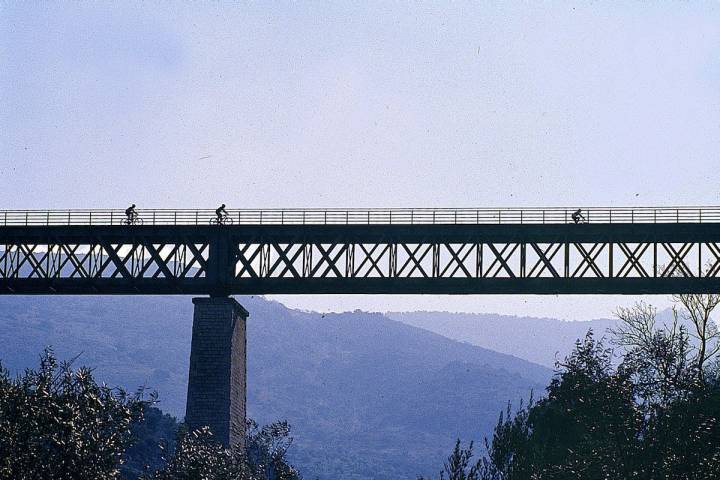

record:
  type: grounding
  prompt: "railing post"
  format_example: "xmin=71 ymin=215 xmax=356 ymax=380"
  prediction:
xmin=89 ymin=211 xmax=92 ymax=225
xmin=676 ymin=209 xmax=679 ymax=223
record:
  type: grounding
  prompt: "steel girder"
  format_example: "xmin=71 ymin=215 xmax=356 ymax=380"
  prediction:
xmin=1 ymin=224 xmax=720 ymax=295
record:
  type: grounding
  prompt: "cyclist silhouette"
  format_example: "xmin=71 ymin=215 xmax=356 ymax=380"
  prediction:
xmin=124 ymin=204 xmax=138 ymax=225
xmin=571 ymin=208 xmax=586 ymax=224
xmin=210 ymin=204 xmax=232 ymax=225
xmin=215 ymin=204 xmax=227 ymax=222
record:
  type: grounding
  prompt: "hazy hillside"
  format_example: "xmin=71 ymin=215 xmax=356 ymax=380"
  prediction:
xmin=388 ymin=311 xmax=616 ymax=368
xmin=0 ymin=296 xmax=549 ymax=480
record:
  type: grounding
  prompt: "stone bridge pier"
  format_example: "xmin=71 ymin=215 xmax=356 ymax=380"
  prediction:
xmin=185 ymin=297 xmax=248 ymax=447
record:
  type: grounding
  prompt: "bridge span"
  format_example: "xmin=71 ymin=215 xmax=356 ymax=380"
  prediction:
xmin=3 ymin=206 xmax=720 ymax=446
xmin=1 ymin=206 xmax=720 ymax=295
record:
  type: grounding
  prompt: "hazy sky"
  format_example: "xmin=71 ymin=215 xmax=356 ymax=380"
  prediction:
xmin=2 ymin=2 xmax=719 ymax=319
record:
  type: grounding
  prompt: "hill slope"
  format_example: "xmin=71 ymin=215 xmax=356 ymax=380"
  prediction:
xmin=0 ymin=296 xmax=549 ymax=479
xmin=388 ymin=311 xmax=616 ymax=368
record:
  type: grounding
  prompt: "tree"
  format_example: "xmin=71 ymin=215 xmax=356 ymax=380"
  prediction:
xmin=431 ymin=299 xmax=720 ymax=480
xmin=611 ymin=302 xmax=696 ymax=412
xmin=0 ymin=349 xmax=151 ymax=480
xmin=143 ymin=420 xmax=301 ymax=480
xmin=122 ymin=406 xmax=180 ymax=479
xmin=0 ymin=349 xmax=300 ymax=480
xmin=417 ymin=440 xmax=481 ymax=480
xmin=673 ymin=291 xmax=720 ymax=380
xmin=513 ymin=333 xmax=640 ymax=480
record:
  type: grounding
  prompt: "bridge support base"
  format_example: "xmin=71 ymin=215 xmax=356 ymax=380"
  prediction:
xmin=185 ymin=297 xmax=248 ymax=448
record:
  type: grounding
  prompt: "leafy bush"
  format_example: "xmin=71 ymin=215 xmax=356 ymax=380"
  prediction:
xmin=0 ymin=349 xmax=151 ymax=480
xmin=0 ymin=349 xmax=300 ymax=480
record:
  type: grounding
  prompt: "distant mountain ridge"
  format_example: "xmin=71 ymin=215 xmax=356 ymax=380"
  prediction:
xmin=0 ymin=296 xmax=549 ymax=479
xmin=388 ymin=311 xmax=617 ymax=368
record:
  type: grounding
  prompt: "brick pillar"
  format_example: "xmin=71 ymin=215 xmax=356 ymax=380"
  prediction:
xmin=185 ymin=297 xmax=248 ymax=447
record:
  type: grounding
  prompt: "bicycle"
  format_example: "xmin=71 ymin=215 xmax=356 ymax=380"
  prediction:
xmin=571 ymin=210 xmax=587 ymax=224
xmin=121 ymin=213 xmax=144 ymax=226
xmin=209 ymin=214 xmax=234 ymax=226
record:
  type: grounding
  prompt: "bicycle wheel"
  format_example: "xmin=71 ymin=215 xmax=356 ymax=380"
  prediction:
xmin=209 ymin=217 xmax=220 ymax=225
xmin=134 ymin=217 xmax=144 ymax=226
xmin=223 ymin=216 xmax=234 ymax=225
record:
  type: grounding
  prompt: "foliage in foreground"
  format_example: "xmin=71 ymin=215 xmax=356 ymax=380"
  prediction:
xmin=142 ymin=420 xmax=300 ymax=480
xmin=0 ymin=349 xmax=300 ymax=480
xmin=0 ymin=349 xmax=150 ymax=480
xmin=423 ymin=295 xmax=720 ymax=480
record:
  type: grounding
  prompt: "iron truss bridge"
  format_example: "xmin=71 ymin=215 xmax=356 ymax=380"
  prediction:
xmin=1 ymin=207 xmax=720 ymax=295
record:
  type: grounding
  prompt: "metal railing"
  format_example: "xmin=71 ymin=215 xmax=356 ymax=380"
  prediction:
xmin=0 ymin=207 xmax=719 ymax=227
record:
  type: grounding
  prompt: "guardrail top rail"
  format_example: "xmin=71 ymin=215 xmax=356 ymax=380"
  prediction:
xmin=1 ymin=207 xmax=719 ymax=227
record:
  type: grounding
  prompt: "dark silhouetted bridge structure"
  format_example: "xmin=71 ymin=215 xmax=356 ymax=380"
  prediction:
xmin=2 ymin=206 xmax=720 ymax=295
xmin=3 ymin=206 xmax=720 ymax=446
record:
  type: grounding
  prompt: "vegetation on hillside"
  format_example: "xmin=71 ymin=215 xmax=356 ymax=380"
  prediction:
xmin=424 ymin=293 xmax=720 ymax=479
xmin=0 ymin=349 xmax=300 ymax=480
xmin=4 ymin=293 xmax=718 ymax=479
xmin=0 ymin=295 xmax=549 ymax=479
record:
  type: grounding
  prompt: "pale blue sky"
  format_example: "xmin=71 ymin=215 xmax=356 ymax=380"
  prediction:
xmin=2 ymin=2 xmax=719 ymax=319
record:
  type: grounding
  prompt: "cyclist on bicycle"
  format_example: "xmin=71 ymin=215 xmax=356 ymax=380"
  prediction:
xmin=571 ymin=208 xmax=584 ymax=224
xmin=215 ymin=204 xmax=228 ymax=223
xmin=125 ymin=204 xmax=137 ymax=223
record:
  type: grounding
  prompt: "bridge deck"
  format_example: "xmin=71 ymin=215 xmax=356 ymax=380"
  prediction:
xmin=1 ymin=211 xmax=720 ymax=294
xmin=2 ymin=206 xmax=720 ymax=226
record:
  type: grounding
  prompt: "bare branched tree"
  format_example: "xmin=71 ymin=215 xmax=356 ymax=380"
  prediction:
xmin=610 ymin=302 xmax=694 ymax=410
xmin=611 ymin=302 xmax=660 ymax=351
xmin=672 ymin=290 xmax=720 ymax=380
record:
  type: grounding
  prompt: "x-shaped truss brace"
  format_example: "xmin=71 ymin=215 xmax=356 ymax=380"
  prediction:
xmin=571 ymin=243 xmax=606 ymax=278
xmin=616 ymin=243 xmax=651 ymax=278
xmin=484 ymin=243 xmax=519 ymax=278
xmin=396 ymin=244 xmax=434 ymax=277
xmin=660 ymin=243 xmax=694 ymax=278
xmin=353 ymin=244 xmax=391 ymax=278
xmin=438 ymin=244 xmax=474 ymax=278
xmin=526 ymin=243 xmax=562 ymax=278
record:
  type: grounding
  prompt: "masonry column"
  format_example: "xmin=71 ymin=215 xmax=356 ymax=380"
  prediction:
xmin=185 ymin=297 xmax=248 ymax=447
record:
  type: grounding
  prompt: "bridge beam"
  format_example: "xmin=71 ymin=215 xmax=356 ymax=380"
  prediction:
xmin=185 ymin=297 xmax=248 ymax=447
